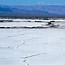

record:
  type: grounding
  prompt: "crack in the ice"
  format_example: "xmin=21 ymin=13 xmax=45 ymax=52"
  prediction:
xmin=23 ymin=59 xmax=29 ymax=65
xmin=0 ymin=40 xmax=26 ymax=49
xmin=7 ymin=33 xmax=25 ymax=38
xmin=0 ymin=46 xmax=14 ymax=49
xmin=21 ymin=52 xmax=47 ymax=65
xmin=15 ymin=40 xmax=26 ymax=49
xmin=22 ymin=52 xmax=47 ymax=59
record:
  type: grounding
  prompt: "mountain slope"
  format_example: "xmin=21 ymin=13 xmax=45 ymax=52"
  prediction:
xmin=0 ymin=5 xmax=65 ymax=17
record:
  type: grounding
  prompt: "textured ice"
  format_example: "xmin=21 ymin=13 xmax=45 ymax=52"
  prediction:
xmin=0 ymin=28 xmax=65 ymax=65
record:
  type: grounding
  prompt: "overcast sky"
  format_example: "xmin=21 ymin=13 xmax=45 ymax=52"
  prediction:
xmin=0 ymin=0 xmax=65 ymax=6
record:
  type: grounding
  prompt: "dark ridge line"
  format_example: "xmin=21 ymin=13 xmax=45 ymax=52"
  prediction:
xmin=0 ymin=26 xmax=48 ymax=29
xmin=0 ymin=16 xmax=65 ymax=19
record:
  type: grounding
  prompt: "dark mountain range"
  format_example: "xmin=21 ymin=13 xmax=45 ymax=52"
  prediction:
xmin=0 ymin=5 xmax=65 ymax=17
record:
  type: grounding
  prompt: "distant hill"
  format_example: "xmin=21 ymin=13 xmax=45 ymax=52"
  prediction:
xmin=0 ymin=5 xmax=65 ymax=17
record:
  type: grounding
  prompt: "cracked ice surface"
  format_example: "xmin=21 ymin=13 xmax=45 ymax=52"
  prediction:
xmin=0 ymin=29 xmax=65 ymax=65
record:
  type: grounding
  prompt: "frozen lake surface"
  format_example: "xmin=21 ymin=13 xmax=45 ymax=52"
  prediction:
xmin=0 ymin=22 xmax=44 ymax=27
xmin=0 ymin=28 xmax=65 ymax=65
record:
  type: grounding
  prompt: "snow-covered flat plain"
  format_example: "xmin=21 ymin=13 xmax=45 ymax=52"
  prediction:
xmin=0 ymin=28 xmax=65 ymax=65
xmin=0 ymin=22 xmax=45 ymax=27
xmin=0 ymin=21 xmax=65 ymax=28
